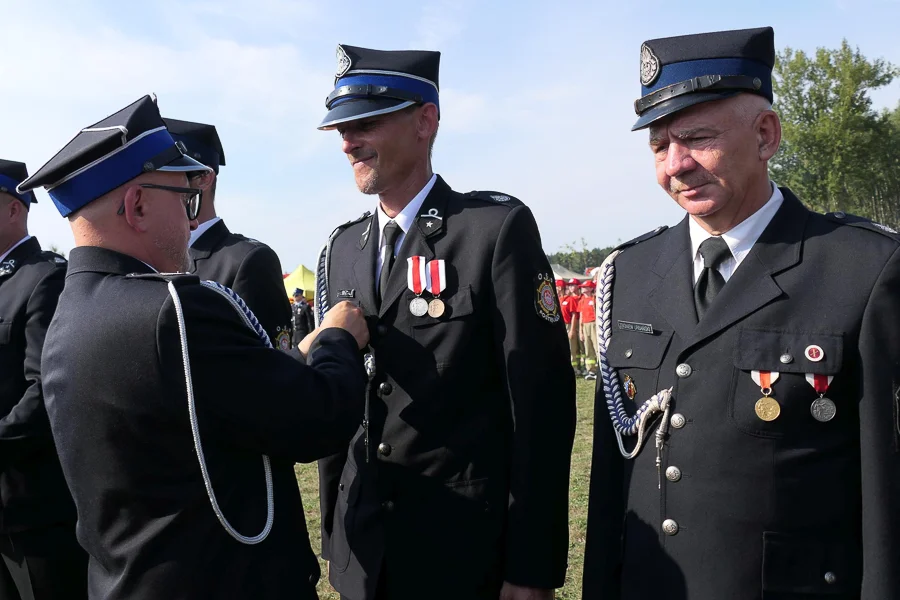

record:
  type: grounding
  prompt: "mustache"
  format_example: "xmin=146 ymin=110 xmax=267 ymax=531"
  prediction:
xmin=669 ymin=177 xmax=714 ymax=194
xmin=348 ymin=151 xmax=377 ymax=164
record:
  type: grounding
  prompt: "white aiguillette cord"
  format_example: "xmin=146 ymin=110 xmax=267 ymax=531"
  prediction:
xmin=168 ymin=280 xmax=274 ymax=545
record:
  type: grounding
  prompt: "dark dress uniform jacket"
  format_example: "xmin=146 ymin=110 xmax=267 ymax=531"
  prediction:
xmin=190 ymin=219 xmax=293 ymax=347
xmin=583 ymin=190 xmax=900 ymax=600
xmin=42 ymin=247 xmax=367 ymax=600
xmin=319 ymin=176 xmax=577 ymax=599
xmin=0 ymin=237 xmax=73 ymax=533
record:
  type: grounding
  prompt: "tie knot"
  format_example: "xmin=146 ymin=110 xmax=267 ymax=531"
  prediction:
xmin=383 ymin=221 xmax=402 ymax=247
xmin=698 ymin=236 xmax=731 ymax=269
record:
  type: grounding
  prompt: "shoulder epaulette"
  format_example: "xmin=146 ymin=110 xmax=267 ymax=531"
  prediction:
xmin=329 ymin=211 xmax=372 ymax=240
xmin=824 ymin=211 xmax=899 ymax=239
xmin=465 ymin=190 xmax=524 ymax=207
xmin=39 ymin=251 xmax=67 ymax=265
xmin=613 ymin=225 xmax=668 ymax=252
xmin=125 ymin=273 xmax=200 ymax=287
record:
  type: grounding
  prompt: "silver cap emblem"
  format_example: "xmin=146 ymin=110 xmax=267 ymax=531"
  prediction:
xmin=335 ymin=45 xmax=352 ymax=79
xmin=640 ymin=43 xmax=660 ymax=87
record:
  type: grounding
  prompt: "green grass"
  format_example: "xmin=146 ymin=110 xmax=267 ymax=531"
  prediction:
xmin=295 ymin=379 xmax=595 ymax=600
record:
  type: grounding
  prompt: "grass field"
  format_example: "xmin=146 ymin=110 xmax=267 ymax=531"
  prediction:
xmin=295 ymin=379 xmax=595 ymax=600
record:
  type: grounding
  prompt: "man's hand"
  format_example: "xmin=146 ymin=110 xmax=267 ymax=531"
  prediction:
xmin=499 ymin=582 xmax=554 ymax=600
xmin=298 ymin=302 xmax=370 ymax=355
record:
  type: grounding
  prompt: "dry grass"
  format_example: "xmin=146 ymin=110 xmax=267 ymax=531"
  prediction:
xmin=295 ymin=379 xmax=595 ymax=599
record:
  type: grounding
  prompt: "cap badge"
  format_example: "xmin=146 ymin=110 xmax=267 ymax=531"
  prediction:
xmin=335 ymin=45 xmax=352 ymax=79
xmin=640 ymin=43 xmax=660 ymax=87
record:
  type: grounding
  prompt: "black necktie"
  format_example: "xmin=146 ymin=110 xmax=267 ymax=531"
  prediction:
xmin=378 ymin=221 xmax=402 ymax=303
xmin=693 ymin=236 xmax=731 ymax=320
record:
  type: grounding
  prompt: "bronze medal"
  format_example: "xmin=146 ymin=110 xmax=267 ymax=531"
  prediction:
xmin=427 ymin=298 xmax=445 ymax=318
xmin=754 ymin=396 xmax=781 ymax=422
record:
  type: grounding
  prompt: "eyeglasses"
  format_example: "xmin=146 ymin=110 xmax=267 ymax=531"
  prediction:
xmin=117 ymin=184 xmax=202 ymax=220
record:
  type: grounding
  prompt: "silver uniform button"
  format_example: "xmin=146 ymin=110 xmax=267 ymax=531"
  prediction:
xmin=834 ymin=211 xmax=846 ymax=219
xmin=779 ymin=353 xmax=793 ymax=364
xmin=665 ymin=466 xmax=682 ymax=482
xmin=675 ymin=363 xmax=692 ymax=378
xmin=625 ymin=349 xmax=633 ymax=358
xmin=824 ymin=571 xmax=837 ymax=585
xmin=670 ymin=413 xmax=686 ymax=429
xmin=662 ymin=519 xmax=679 ymax=535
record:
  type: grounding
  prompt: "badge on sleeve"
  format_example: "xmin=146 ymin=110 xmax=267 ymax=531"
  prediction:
xmin=534 ymin=273 xmax=560 ymax=323
xmin=275 ymin=326 xmax=292 ymax=351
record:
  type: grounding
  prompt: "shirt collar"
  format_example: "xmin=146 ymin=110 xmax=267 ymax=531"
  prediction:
xmin=689 ymin=183 xmax=784 ymax=264
xmin=376 ymin=174 xmax=438 ymax=240
xmin=0 ymin=235 xmax=33 ymax=263
xmin=189 ymin=216 xmax=222 ymax=247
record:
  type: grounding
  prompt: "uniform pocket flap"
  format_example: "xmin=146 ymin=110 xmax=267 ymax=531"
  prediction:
xmin=607 ymin=329 xmax=674 ymax=369
xmin=762 ymin=531 xmax=860 ymax=595
xmin=734 ymin=328 xmax=843 ymax=375
xmin=409 ymin=285 xmax=474 ymax=326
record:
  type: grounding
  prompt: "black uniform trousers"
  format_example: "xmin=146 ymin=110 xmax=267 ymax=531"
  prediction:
xmin=0 ymin=524 xmax=86 ymax=600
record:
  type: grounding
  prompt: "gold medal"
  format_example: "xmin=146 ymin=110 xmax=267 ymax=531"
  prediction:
xmin=754 ymin=396 xmax=781 ymax=422
xmin=427 ymin=298 xmax=445 ymax=318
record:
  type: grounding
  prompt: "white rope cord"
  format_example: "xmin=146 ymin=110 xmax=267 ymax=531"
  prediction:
xmin=167 ymin=280 xmax=274 ymax=545
xmin=597 ymin=250 xmax=673 ymax=459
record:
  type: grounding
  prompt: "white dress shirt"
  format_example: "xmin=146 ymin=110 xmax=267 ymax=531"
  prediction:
xmin=689 ymin=184 xmax=784 ymax=283
xmin=374 ymin=174 xmax=437 ymax=282
xmin=189 ymin=216 xmax=222 ymax=248
xmin=0 ymin=235 xmax=32 ymax=263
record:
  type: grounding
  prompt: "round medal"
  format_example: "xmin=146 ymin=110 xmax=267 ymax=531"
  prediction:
xmin=427 ymin=298 xmax=445 ymax=318
xmin=810 ymin=397 xmax=836 ymax=422
xmin=409 ymin=297 xmax=429 ymax=317
xmin=754 ymin=397 xmax=781 ymax=422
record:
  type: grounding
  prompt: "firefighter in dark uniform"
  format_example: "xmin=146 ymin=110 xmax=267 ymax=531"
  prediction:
xmin=314 ymin=45 xmax=576 ymax=600
xmin=163 ymin=117 xmax=293 ymax=349
xmin=583 ymin=27 xmax=900 ymax=600
xmin=18 ymin=95 xmax=370 ymax=600
xmin=292 ymin=288 xmax=314 ymax=347
xmin=0 ymin=160 xmax=87 ymax=599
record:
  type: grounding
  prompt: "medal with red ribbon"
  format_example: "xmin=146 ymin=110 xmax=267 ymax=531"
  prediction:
xmin=805 ymin=373 xmax=836 ymax=422
xmin=426 ymin=260 xmax=446 ymax=318
xmin=751 ymin=370 xmax=781 ymax=422
xmin=407 ymin=256 xmax=428 ymax=317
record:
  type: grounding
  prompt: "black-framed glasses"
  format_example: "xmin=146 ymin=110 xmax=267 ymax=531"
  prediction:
xmin=117 ymin=184 xmax=202 ymax=220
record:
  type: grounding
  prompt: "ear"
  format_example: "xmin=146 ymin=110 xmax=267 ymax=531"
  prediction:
xmin=121 ymin=185 xmax=150 ymax=233
xmin=191 ymin=169 xmax=216 ymax=193
xmin=756 ymin=110 xmax=782 ymax=162
xmin=7 ymin=198 xmax=25 ymax=222
xmin=416 ymin=103 xmax=439 ymax=143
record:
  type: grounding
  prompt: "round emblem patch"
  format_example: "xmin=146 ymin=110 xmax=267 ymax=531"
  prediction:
xmin=640 ymin=43 xmax=660 ymax=87
xmin=276 ymin=330 xmax=291 ymax=351
xmin=534 ymin=274 xmax=560 ymax=323
xmin=805 ymin=344 xmax=824 ymax=362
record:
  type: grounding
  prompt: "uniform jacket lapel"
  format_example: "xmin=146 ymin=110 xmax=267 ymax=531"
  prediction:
xmin=648 ymin=219 xmax=698 ymax=341
xmin=189 ymin=220 xmax=230 ymax=271
xmin=684 ymin=189 xmax=808 ymax=349
xmin=0 ymin=237 xmax=41 ymax=282
xmin=351 ymin=215 xmax=379 ymax=314
xmin=378 ymin=176 xmax=449 ymax=318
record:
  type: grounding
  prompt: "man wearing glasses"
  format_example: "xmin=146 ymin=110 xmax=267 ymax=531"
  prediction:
xmin=163 ymin=118 xmax=293 ymax=349
xmin=18 ymin=95 xmax=371 ymax=599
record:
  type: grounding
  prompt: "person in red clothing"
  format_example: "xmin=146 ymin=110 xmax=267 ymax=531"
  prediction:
xmin=560 ymin=278 xmax=583 ymax=374
xmin=578 ymin=280 xmax=597 ymax=380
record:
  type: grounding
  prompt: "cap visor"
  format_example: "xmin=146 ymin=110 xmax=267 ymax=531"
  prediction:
xmin=318 ymin=98 xmax=414 ymax=130
xmin=631 ymin=91 xmax=740 ymax=131
xmin=158 ymin=154 xmax=212 ymax=173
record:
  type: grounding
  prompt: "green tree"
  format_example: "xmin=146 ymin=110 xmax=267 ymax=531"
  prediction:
xmin=48 ymin=244 xmax=66 ymax=258
xmin=771 ymin=40 xmax=900 ymax=228
xmin=547 ymin=239 xmax=616 ymax=275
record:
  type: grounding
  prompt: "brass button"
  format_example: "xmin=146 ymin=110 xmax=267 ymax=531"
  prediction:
xmin=665 ymin=466 xmax=682 ymax=482
xmin=670 ymin=413 xmax=686 ymax=429
xmin=779 ymin=353 xmax=793 ymax=364
xmin=378 ymin=443 xmax=392 ymax=457
xmin=662 ymin=519 xmax=679 ymax=536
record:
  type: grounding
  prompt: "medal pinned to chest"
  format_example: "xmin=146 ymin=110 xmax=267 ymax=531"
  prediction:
xmin=806 ymin=373 xmax=836 ymax=422
xmin=751 ymin=370 xmax=781 ymax=421
xmin=407 ymin=256 xmax=447 ymax=317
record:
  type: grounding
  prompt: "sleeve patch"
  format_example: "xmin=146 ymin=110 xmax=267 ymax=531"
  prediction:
xmin=535 ymin=272 xmax=560 ymax=323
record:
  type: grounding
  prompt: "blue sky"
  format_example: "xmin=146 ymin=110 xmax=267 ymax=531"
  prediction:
xmin=2 ymin=0 xmax=898 ymax=272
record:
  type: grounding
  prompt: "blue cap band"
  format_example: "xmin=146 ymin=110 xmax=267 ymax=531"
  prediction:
xmin=0 ymin=174 xmax=33 ymax=207
xmin=332 ymin=74 xmax=439 ymax=110
xmin=642 ymin=57 xmax=772 ymax=100
xmin=48 ymin=128 xmax=176 ymax=217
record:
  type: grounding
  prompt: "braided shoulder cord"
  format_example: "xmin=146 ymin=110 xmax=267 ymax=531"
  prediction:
xmin=168 ymin=280 xmax=275 ymax=545
xmin=597 ymin=250 xmax=673 ymax=459
xmin=314 ymin=243 xmax=329 ymax=327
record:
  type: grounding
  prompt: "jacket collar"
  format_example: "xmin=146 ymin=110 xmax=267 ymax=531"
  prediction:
xmin=66 ymin=246 xmax=156 ymax=278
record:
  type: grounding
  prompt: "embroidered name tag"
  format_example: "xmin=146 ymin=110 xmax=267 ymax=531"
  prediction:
xmin=618 ymin=320 xmax=654 ymax=335
xmin=338 ymin=289 xmax=356 ymax=299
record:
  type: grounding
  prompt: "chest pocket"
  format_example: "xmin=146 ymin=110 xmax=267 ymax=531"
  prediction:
xmin=730 ymin=328 xmax=845 ymax=438
xmin=409 ymin=286 xmax=475 ymax=365
xmin=607 ymin=329 xmax=674 ymax=403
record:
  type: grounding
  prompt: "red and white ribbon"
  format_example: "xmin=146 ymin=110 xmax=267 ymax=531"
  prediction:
xmin=751 ymin=371 xmax=780 ymax=390
xmin=805 ymin=373 xmax=834 ymax=395
xmin=426 ymin=260 xmax=446 ymax=296
xmin=407 ymin=256 xmax=427 ymax=295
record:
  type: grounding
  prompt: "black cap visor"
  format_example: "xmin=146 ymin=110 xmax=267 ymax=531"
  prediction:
xmin=319 ymin=97 xmax=415 ymax=130
xmin=632 ymin=91 xmax=740 ymax=131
